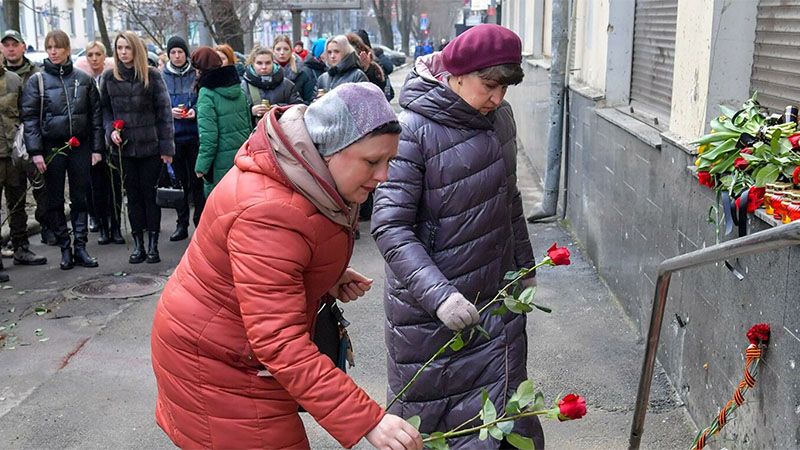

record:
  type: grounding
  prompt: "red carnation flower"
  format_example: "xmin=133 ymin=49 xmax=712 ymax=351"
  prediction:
xmin=733 ymin=157 xmax=749 ymax=171
xmin=113 ymin=119 xmax=125 ymax=131
xmin=793 ymin=166 xmax=800 ymax=186
xmin=740 ymin=147 xmax=753 ymax=155
xmin=746 ymin=323 xmax=770 ymax=346
xmin=697 ymin=171 xmax=715 ymax=188
xmin=789 ymin=133 xmax=800 ymax=149
xmin=557 ymin=394 xmax=587 ymax=421
xmin=67 ymin=136 xmax=80 ymax=148
xmin=546 ymin=243 xmax=571 ymax=266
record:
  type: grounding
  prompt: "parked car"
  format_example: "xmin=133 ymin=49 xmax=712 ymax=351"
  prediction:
xmin=374 ymin=45 xmax=407 ymax=66
xmin=24 ymin=51 xmax=50 ymax=66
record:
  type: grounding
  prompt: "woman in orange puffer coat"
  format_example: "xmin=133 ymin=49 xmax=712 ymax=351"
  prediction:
xmin=150 ymin=82 xmax=422 ymax=450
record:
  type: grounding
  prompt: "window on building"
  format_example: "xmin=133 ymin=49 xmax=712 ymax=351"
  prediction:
xmin=750 ymin=0 xmax=800 ymax=113
xmin=629 ymin=0 xmax=678 ymax=124
xmin=69 ymin=9 xmax=76 ymax=36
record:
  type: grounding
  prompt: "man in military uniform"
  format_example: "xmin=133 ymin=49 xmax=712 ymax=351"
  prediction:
xmin=1 ymin=30 xmax=54 ymax=250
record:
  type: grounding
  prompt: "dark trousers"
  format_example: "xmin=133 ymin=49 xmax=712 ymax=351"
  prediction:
xmin=43 ymin=143 xmax=91 ymax=241
xmin=0 ymin=158 xmax=29 ymax=248
xmin=173 ymin=140 xmax=205 ymax=228
xmin=89 ymin=154 xmax=123 ymax=228
xmin=123 ymin=155 xmax=162 ymax=233
xmin=25 ymin=162 xmax=47 ymax=227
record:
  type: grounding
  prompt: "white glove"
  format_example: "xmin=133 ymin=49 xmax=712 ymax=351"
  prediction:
xmin=521 ymin=276 xmax=537 ymax=289
xmin=436 ymin=292 xmax=480 ymax=331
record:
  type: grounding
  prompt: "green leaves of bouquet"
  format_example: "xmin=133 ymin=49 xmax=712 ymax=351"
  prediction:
xmin=693 ymin=92 xmax=800 ymax=197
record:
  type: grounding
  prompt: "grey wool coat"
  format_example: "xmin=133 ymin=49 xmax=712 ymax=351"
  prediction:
xmin=370 ymin=53 xmax=543 ymax=449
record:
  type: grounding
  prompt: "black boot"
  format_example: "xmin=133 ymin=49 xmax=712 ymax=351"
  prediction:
xmin=72 ymin=213 xmax=98 ymax=268
xmin=146 ymin=232 xmax=161 ymax=264
xmin=0 ymin=259 xmax=9 ymax=282
xmin=13 ymin=244 xmax=47 ymax=265
xmin=129 ymin=232 xmax=146 ymax=264
xmin=59 ymin=237 xmax=74 ymax=270
xmin=110 ymin=216 xmax=125 ymax=244
xmin=97 ymin=217 xmax=111 ymax=245
xmin=88 ymin=215 xmax=99 ymax=232
xmin=169 ymin=224 xmax=188 ymax=242
xmin=41 ymin=227 xmax=58 ymax=246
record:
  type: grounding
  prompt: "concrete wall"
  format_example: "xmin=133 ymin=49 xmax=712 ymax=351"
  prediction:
xmin=504 ymin=0 xmax=799 ymax=439
xmin=563 ymin=87 xmax=800 ymax=449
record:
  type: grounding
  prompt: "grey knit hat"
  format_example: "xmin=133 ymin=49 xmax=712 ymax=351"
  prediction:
xmin=305 ymin=82 xmax=397 ymax=156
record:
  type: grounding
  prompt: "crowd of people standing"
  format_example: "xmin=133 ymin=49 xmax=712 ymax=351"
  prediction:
xmin=0 ymin=28 xmax=391 ymax=281
xmin=1 ymin=23 xmax=540 ymax=450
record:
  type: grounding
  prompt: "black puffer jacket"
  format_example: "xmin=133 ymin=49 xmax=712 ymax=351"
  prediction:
xmin=240 ymin=64 xmax=302 ymax=108
xmin=99 ymin=64 xmax=175 ymax=158
xmin=21 ymin=58 xmax=103 ymax=157
xmin=315 ymin=52 xmax=368 ymax=91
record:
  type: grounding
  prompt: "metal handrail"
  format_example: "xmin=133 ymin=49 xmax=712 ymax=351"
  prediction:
xmin=628 ymin=220 xmax=800 ymax=449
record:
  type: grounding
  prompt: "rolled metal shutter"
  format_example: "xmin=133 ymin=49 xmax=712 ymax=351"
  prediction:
xmin=629 ymin=0 xmax=678 ymax=119
xmin=750 ymin=0 xmax=800 ymax=113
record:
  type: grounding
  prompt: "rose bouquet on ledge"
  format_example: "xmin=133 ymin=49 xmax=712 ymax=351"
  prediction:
xmin=693 ymin=93 xmax=800 ymax=197
xmin=692 ymin=93 xmax=800 ymax=236
xmin=393 ymin=243 xmax=587 ymax=450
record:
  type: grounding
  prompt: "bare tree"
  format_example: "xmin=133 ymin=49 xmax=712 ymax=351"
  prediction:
xmin=370 ymin=0 xmax=393 ymax=47
xmin=197 ymin=0 xmax=264 ymax=53
xmin=109 ymin=0 xmax=182 ymax=50
xmin=3 ymin=0 xmax=20 ymax=32
xmin=397 ymin=0 xmax=419 ymax=57
xmin=426 ymin=0 xmax=462 ymax=42
xmin=93 ymin=0 xmax=113 ymax=55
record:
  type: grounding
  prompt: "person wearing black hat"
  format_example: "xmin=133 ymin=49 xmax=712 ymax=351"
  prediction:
xmin=162 ymin=36 xmax=204 ymax=242
xmin=2 ymin=30 xmax=54 ymax=248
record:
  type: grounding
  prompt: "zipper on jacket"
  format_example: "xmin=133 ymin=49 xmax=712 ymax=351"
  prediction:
xmin=428 ymin=225 xmax=438 ymax=251
xmin=59 ymin=70 xmax=74 ymax=138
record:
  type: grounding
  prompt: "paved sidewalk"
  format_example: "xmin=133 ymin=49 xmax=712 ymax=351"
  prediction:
xmin=301 ymin=144 xmax=696 ymax=448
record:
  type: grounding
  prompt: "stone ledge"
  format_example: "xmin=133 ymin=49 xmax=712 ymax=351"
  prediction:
xmin=569 ymin=81 xmax=605 ymax=101
xmin=596 ymin=107 xmax=662 ymax=149
xmin=661 ymin=131 xmax=697 ymax=156
xmin=525 ymin=57 xmax=551 ymax=70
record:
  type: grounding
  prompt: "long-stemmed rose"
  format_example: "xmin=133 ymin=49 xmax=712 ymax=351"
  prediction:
xmin=1 ymin=137 xmax=80 ymax=228
xmin=388 ymin=243 xmax=572 ymax=409
xmin=412 ymin=388 xmax=588 ymax=450
xmin=106 ymin=120 xmax=129 ymax=239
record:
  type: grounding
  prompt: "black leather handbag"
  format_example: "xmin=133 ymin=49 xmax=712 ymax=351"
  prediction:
xmin=155 ymin=163 xmax=184 ymax=209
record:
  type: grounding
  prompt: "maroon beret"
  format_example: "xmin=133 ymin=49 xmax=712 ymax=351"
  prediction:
xmin=441 ymin=24 xmax=522 ymax=76
xmin=191 ymin=46 xmax=222 ymax=73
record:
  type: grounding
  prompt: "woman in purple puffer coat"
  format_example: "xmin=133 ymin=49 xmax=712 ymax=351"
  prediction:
xmin=371 ymin=25 xmax=543 ymax=449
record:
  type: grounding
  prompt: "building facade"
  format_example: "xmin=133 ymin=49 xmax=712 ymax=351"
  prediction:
xmin=503 ymin=0 xmax=799 ymax=447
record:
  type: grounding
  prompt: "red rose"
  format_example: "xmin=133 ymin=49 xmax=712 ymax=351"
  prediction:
xmin=557 ymin=394 xmax=587 ymax=421
xmin=733 ymin=157 xmax=749 ymax=171
xmin=789 ymin=133 xmax=800 ymax=149
xmin=740 ymin=147 xmax=753 ymax=155
xmin=113 ymin=119 xmax=125 ymax=131
xmin=546 ymin=243 xmax=571 ymax=266
xmin=697 ymin=171 xmax=714 ymax=188
xmin=793 ymin=166 xmax=800 ymax=185
xmin=67 ymin=136 xmax=80 ymax=148
xmin=748 ymin=186 xmax=765 ymax=213
xmin=746 ymin=323 xmax=770 ymax=346
xmin=735 ymin=186 xmax=765 ymax=214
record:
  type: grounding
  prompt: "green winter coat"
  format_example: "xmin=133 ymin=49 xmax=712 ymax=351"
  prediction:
xmin=195 ymin=65 xmax=251 ymax=197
